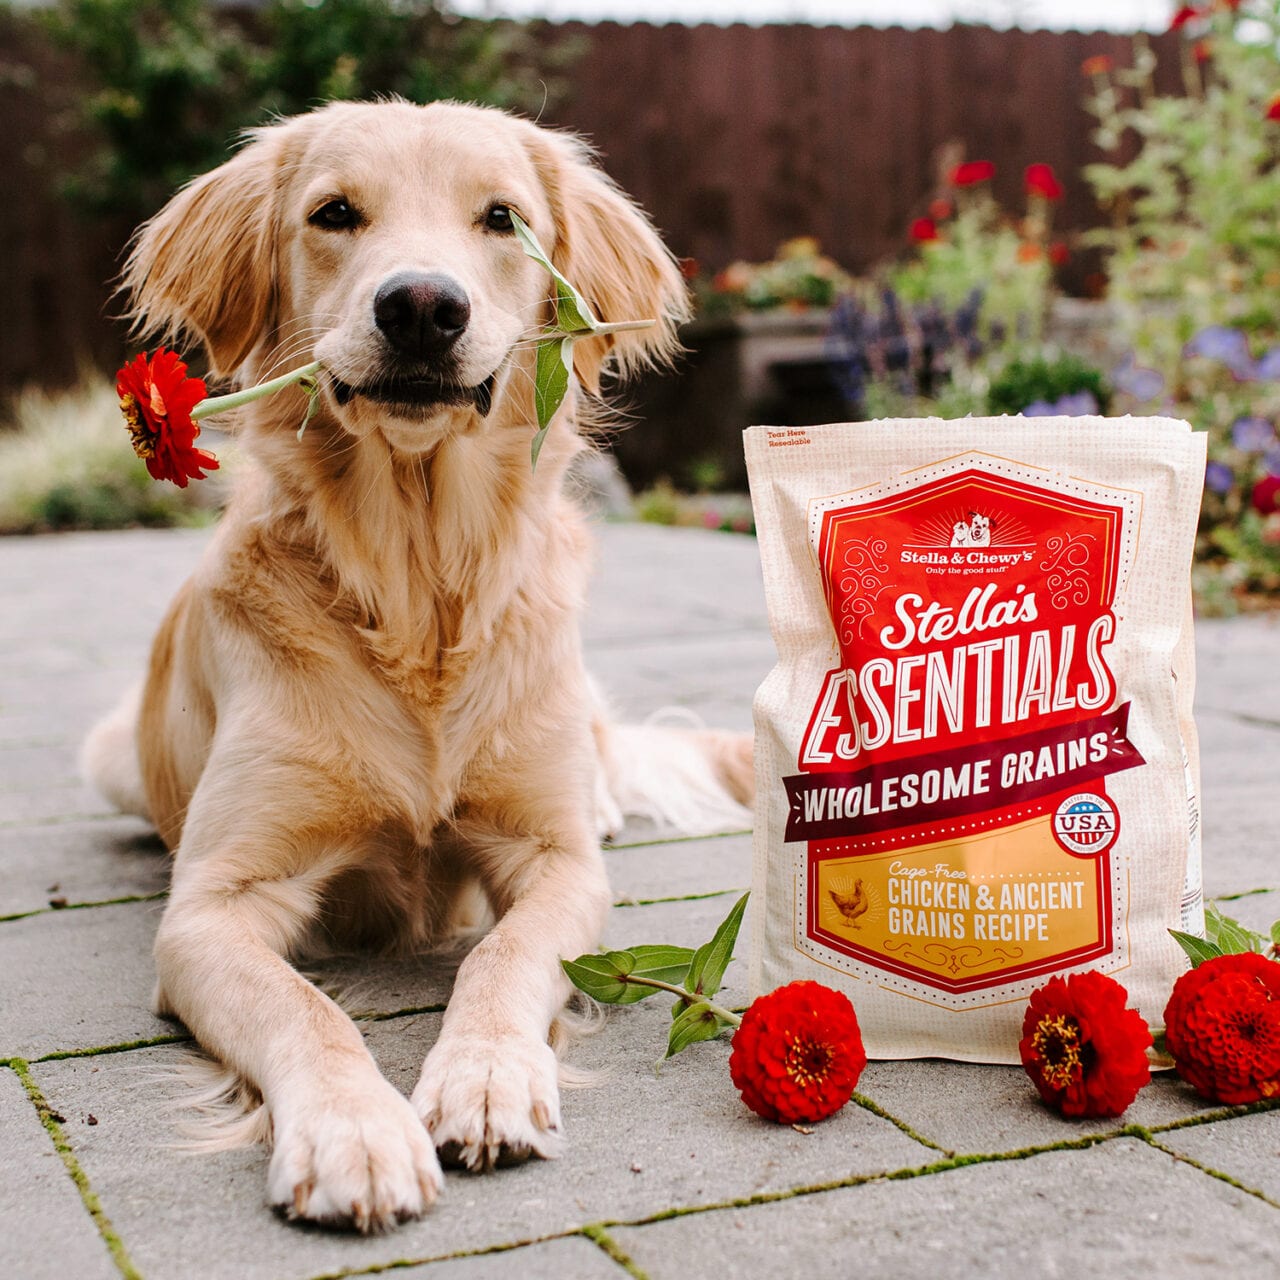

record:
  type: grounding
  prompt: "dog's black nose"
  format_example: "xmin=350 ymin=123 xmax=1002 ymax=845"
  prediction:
xmin=373 ymin=272 xmax=471 ymax=359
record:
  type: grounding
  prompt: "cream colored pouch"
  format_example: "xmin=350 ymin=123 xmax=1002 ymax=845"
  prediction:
xmin=744 ymin=417 xmax=1205 ymax=1062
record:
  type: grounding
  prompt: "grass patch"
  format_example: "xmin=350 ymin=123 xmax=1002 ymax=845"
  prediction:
xmin=0 ymin=380 xmax=230 ymax=533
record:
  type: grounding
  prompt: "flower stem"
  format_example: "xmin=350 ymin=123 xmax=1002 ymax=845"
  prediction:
xmin=191 ymin=361 xmax=324 ymax=421
xmin=620 ymin=974 xmax=742 ymax=1026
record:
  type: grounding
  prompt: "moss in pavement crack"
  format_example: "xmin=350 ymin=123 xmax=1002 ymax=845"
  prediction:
xmin=1210 ymin=887 xmax=1276 ymax=903
xmin=1147 ymin=1096 xmax=1280 ymax=1135
xmin=0 ymin=890 xmax=169 ymax=924
xmin=1143 ymin=1132 xmax=1280 ymax=1210
xmin=302 ymin=1235 xmax=567 ymax=1280
xmin=8 ymin=1058 xmax=143 ymax=1280
xmin=592 ymin=1129 xmax=1130 ymax=1232
xmin=605 ymin=829 xmax=751 ymax=851
xmin=582 ymin=1224 xmax=651 ymax=1279
xmin=34 ymin=1033 xmax=193 ymax=1062
xmin=612 ymin=888 xmax=744 ymax=909
xmin=849 ymin=1091 xmax=950 ymax=1152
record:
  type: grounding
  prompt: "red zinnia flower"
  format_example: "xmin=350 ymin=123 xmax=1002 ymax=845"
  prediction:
xmin=729 ymin=981 xmax=866 ymax=1124
xmin=1252 ymin=475 xmax=1280 ymax=515
xmin=909 ymin=217 xmax=939 ymax=243
xmin=1164 ymin=953 xmax=1280 ymax=1103
xmin=1025 ymin=163 xmax=1064 ymax=201
xmin=1020 ymin=972 xmax=1151 ymax=1117
xmin=116 ymin=349 xmax=218 ymax=488
xmin=1080 ymin=54 xmax=1113 ymax=77
xmin=950 ymin=160 xmax=996 ymax=187
xmin=1170 ymin=5 xmax=1202 ymax=30
xmin=1266 ymin=94 xmax=1280 ymax=123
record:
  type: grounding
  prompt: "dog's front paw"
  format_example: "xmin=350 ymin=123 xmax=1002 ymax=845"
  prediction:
xmin=412 ymin=1033 xmax=562 ymax=1172
xmin=268 ymin=1074 xmax=442 ymax=1233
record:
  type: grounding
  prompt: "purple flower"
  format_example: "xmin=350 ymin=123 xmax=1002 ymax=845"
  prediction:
xmin=1023 ymin=391 xmax=1099 ymax=417
xmin=1254 ymin=348 xmax=1280 ymax=381
xmin=1232 ymin=416 xmax=1276 ymax=452
xmin=1205 ymin=461 xmax=1235 ymax=495
xmin=1055 ymin=390 xmax=1100 ymax=416
xmin=1264 ymin=446 xmax=1280 ymax=476
xmin=1111 ymin=355 xmax=1165 ymax=402
xmin=1184 ymin=326 xmax=1256 ymax=379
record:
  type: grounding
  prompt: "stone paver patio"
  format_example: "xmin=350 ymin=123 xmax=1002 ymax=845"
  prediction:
xmin=2 ymin=522 xmax=1279 ymax=1279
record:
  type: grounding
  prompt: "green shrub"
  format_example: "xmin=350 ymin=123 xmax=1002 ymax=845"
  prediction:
xmin=39 ymin=0 xmax=576 ymax=229
xmin=986 ymin=354 xmax=1111 ymax=416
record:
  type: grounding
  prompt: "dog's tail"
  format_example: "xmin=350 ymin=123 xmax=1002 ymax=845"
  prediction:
xmin=80 ymin=682 xmax=151 ymax=820
xmin=593 ymin=701 xmax=754 ymax=839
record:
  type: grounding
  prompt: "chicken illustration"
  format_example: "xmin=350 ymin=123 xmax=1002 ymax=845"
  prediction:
xmin=828 ymin=879 xmax=869 ymax=927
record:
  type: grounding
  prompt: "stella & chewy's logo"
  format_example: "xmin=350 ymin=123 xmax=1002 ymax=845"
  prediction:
xmin=899 ymin=501 xmax=1039 ymax=574
xmin=788 ymin=457 xmax=1143 ymax=1003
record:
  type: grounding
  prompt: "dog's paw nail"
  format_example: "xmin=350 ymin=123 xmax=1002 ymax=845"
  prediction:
xmin=531 ymin=1100 xmax=553 ymax=1130
xmin=291 ymin=1179 xmax=313 ymax=1218
xmin=437 ymin=1139 xmax=467 ymax=1169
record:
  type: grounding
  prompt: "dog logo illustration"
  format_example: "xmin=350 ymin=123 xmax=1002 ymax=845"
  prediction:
xmin=950 ymin=511 xmax=993 ymax=547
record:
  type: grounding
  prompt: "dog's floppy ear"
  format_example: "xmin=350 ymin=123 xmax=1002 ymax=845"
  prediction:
xmin=529 ymin=129 xmax=691 ymax=395
xmin=121 ymin=126 xmax=288 ymax=377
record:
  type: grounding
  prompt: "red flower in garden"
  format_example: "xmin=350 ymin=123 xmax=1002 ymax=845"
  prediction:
xmin=1194 ymin=39 xmax=1213 ymax=63
xmin=1266 ymin=94 xmax=1280 ymax=123
xmin=1164 ymin=953 xmax=1280 ymax=1104
xmin=1049 ymin=241 xmax=1070 ymax=266
xmin=1019 ymin=972 xmax=1151 ymax=1117
xmin=729 ymin=981 xmax=866 ymax=1124
xmin=909 ymin=217 xmax=939 ymax=243
xmin=1024 ymin=163 xmax=1064 ymax=201
xmin=950 ymin=160 xmax=996 ymax=187
xmin=1080 ymin=54 xmax=1113 ymax=76
xmin=116 ymin=349 xmax=218 ymax=488
xmin=1169 ymin=5 xmax=1202 ymax=29
xmin=1252 ymin=475 xmax=1280 ymax=515
xmin=928 ymin=197 xmax=953 ymax=222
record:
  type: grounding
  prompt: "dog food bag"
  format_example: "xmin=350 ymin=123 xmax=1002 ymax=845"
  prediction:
xmin=744 ymin=417 xmax=1205 ymax=1063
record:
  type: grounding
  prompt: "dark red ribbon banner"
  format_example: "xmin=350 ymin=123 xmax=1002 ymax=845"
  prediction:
xmin=783 ymin=703 xmax=1143 ymax=843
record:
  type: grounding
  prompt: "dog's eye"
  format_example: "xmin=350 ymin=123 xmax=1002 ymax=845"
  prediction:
xmin=484 ymin=204 xmax=515 ymax=233
xmin=309 ymin=199 xmax=361 ymax=231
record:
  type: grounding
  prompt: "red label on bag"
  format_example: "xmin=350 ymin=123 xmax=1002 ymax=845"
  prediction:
xmin=790 ymin=464 xmax=1144 ymax=998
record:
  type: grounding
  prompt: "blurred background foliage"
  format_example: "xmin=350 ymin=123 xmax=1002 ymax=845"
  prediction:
xmin=38 ymin=0 xmax=577 ymax=228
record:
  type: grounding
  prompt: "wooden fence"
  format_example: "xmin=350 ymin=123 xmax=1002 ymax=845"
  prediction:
xmin=1 ymin=14 xmax=1180 ymax=394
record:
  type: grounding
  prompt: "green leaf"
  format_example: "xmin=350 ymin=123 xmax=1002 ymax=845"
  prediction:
xmin=530 ymin=335 xmax=575 ymax=469
xmin=626 ymin=944 xmax=695 ymax=987
xmin=1168 ymin=929 xmax=1224 ymax=968
xmin=561 ymin=951 xmax=635 ymax=1003
xmin=1271 ymin=920 xmax=1280 ymax=949
xmin=511 ymin=210 xmax=598 ymax=334
xmin=665 ymin=999 xmax=731 ymax=1058
xmin=562 ymin=945 xmax=695 ymax=1006
xmin=296 ymin=375 xmax=321 ymax=442
xmin=1204 ymin=903 xmax=1268 ymax=956
xmin=686 ymin=892 xmax=749 ymax=999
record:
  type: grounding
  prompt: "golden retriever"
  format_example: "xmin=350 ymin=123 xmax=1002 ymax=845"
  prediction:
xmin=82 ymin=100 xmax=753 ymax=1233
